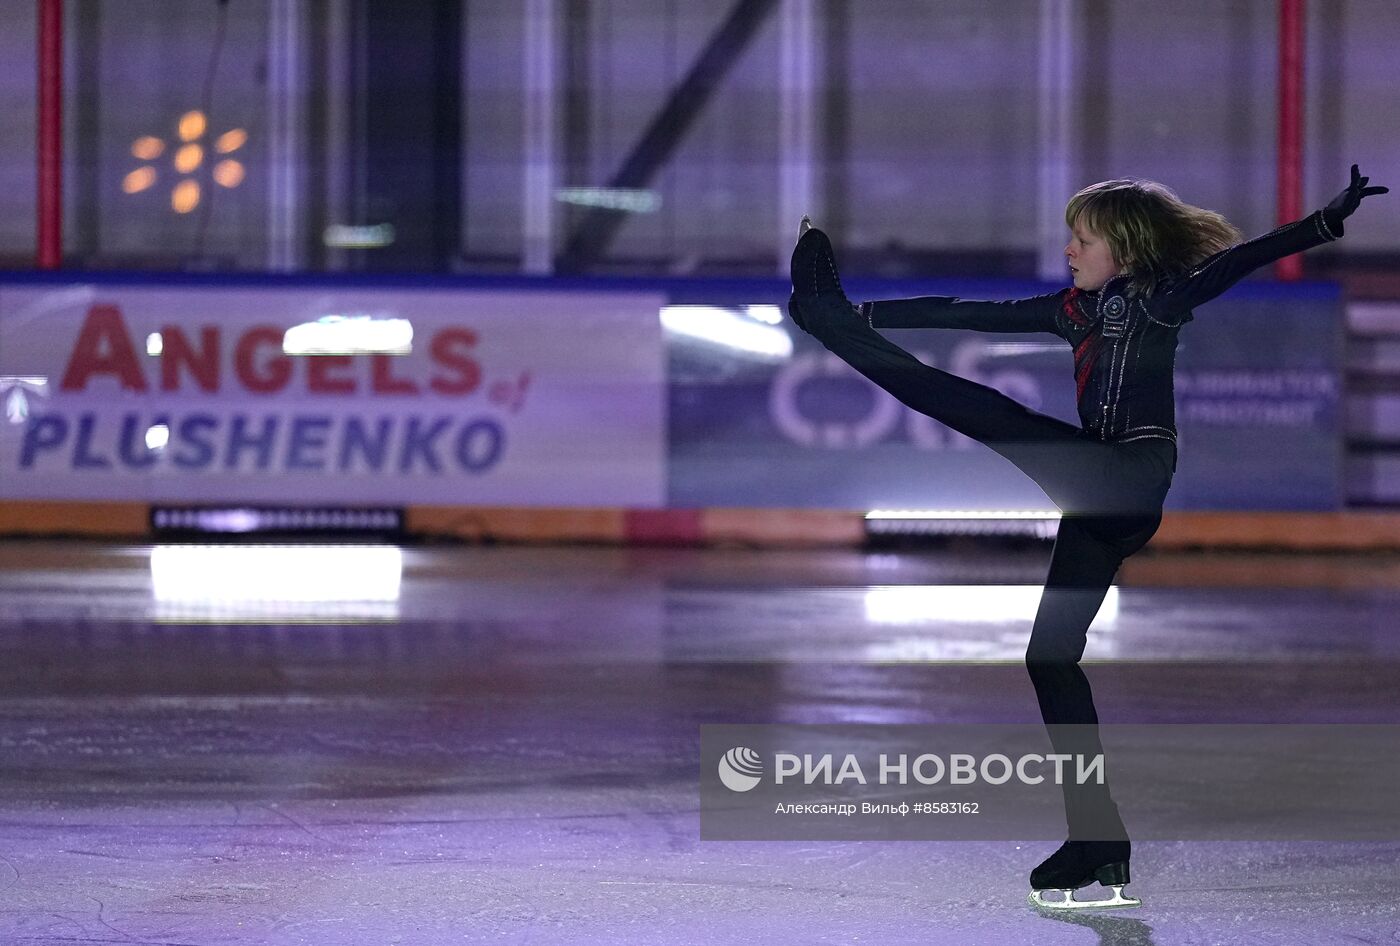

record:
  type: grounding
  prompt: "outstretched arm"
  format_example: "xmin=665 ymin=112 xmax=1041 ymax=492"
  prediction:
xmin=861 ymin=293 xmax=1067 ymax=336
xmin=1159 ymin=210 xmax=1337 ymax=311
xmin=1163 ymin=164 xmax=1388 ymax=311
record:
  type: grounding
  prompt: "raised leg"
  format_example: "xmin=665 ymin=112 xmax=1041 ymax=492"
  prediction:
xmin=786 ymin=227 xmax=1168 ymax=517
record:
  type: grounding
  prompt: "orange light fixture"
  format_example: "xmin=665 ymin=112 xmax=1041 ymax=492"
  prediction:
xmin=132 ymin=136 xmax=164 ymax=160
xmin=174 ymin=144 xmax=204 ymax=174
xmin=178 ymin=110 xmax=207 ymax=142
xmin=171 ymin=180 xmax=201 ymax=213
xmin=216 ymin=128 xmax=247 ymax=153
xmin=128 ymin=111 xmax=247 ymax=214
xmin=122 ymin=167 xmax=157 ymax=194
xmin=213 ymin=160 xmax=245 ymax=188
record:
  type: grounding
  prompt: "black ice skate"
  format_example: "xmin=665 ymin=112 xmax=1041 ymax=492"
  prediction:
xmin=788 ymin=216 xmax=861 ymax=335
xmin=790 ymin=220 xmax=848 ymax=299
xmin=1027 ymin=839 xmax=1140 ymax=910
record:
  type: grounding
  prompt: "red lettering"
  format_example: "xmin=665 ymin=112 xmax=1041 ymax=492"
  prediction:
xmin=371 ymin=354 xmax=419 ymax=395
xmin=234 ymin=326 xmax=292 ymax=394
xmin=160 ymin=326 xmax=221 ymax=392
xmin=308 ymin=354 xmax=356 ymax=394
xmin=429 ymin=328 xmax=480 ymax=395
xmin=59 ymin=305 xmax=147 ymax=392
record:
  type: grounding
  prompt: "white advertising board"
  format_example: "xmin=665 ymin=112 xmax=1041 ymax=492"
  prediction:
xmin=0 ymin=283 xmax=667 ymax=506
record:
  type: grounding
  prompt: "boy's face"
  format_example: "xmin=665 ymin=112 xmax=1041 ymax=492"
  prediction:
xmin=1065 ymin=218 xmax=1124 ymax=292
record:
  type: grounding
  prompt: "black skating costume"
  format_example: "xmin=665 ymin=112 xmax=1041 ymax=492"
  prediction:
xmin=786 ymin=208 xmax=1343 ymax=901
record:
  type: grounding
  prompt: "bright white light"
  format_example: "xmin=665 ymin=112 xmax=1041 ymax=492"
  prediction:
xmin=863 ymin=584 xmax=1119 ymax=626
xmin=283 ymin=315 xmax=414 ymax=355
xmin=0 ymin=377 xmax=50 ymax=425
xmin=147 ymin=332 xmax=163 ymax=356
xmin=196 ymin=509 xmax=262 ymax=533
xmin=145 ymin=424 xmax=170 ymax=451
xmin=865 ymin=509 xmax=1061 ymax=520
xmin=743 ymin=305 xmax=785 ymax=325
xmin=323 ymin=223 xmax=396 ymax=248
xmin=150 ymin=545 xmax=402 ymax=604
xmin=5 ymin=388 xmax=26 ymax=424
xmin=660 ymin=306 xmax=794 ymax=359
xmin=555 ymin=187 xmax=660 ymax=213
xmin=863 ymin=636 xmax=1026 ymax=662
xmin=980 ymin=342 xmax=1064 ymax=356
xmin=0 ymin=376 xmax=49 ymax=391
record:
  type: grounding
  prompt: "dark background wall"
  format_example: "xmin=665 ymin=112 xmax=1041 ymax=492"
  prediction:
xmin=1 ymin=0 xmax=1396 ymax=274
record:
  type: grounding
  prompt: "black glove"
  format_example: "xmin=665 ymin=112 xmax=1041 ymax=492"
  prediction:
xmin=1323 ymin=164 xmax=1388 ymax=237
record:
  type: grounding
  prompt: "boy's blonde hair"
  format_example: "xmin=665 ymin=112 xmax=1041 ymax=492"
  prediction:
xmin=1065 ymin=179 xmax=1244 ymax=297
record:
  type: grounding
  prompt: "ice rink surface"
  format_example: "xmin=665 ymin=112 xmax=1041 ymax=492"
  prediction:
xmin=0 ymin=541 xmax=1397 ymax=945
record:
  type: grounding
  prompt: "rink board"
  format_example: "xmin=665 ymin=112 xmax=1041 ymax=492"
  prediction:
xmin=0 ymin=273 xmax=1343 ymax=511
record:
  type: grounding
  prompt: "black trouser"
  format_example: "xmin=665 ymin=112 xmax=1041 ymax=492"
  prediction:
xmin=789 ymin=229 xmax=1175 ymax=841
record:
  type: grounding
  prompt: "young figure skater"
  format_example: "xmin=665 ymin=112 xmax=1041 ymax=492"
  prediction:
xmin=787 ymin=165 xmax=1387 ymax=910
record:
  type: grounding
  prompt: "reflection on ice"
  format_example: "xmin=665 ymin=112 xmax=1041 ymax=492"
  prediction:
xmin=864 ymin=584 xmax=1118 ymax=627
xmin=149 ymin=544 xmax=402 ymax=621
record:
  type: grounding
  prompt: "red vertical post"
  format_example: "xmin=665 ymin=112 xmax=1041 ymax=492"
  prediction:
xmin=1276 ymin=0 xmax=1304 ymax=281
xmin=37 ymin=0 xmax=64 ymax=269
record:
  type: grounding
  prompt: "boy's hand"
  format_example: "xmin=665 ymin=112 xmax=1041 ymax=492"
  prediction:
xmin=1324 ymin=164 xmax=1388 ymax=236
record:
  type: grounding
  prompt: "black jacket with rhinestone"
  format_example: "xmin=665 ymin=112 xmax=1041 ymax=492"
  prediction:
xmin=860 ymin=209 xmax=1340 ymax=448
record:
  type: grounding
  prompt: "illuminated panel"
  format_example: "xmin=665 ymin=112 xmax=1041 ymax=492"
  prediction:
xmin=150 ymin=544 xmax=403 ymax=605
xmin=661 ymin=305 xmax=793 ymax=359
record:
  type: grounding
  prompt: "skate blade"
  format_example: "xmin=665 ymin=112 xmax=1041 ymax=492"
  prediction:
xmin=1028 ymin=885 xmax=1141 ymax=911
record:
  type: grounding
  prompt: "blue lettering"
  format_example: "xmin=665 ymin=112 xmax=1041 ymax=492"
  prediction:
xmin=13 ymin=414 xmax=516 ymax=480
xmin=117 ymin=413 xmax=160 ymax=470
xmin=226 ymin=415 xmax=279 ymax=471
xmin=398 ymin=416 xmax=451 ymax=473
xmin=286 ymin=416 xmax=332 ymax=472
xmin=73 ymin=414 xmax=111 ymax=469
xmin=173 ymin=415 xmax=218 ymax=470
xmin=454 ymin=419 xmax=505 ymax=472
xmin=339 ymin=417 xmax=394 ymax=473
xmin=20 ymin=414 xmax=67 ymax=468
